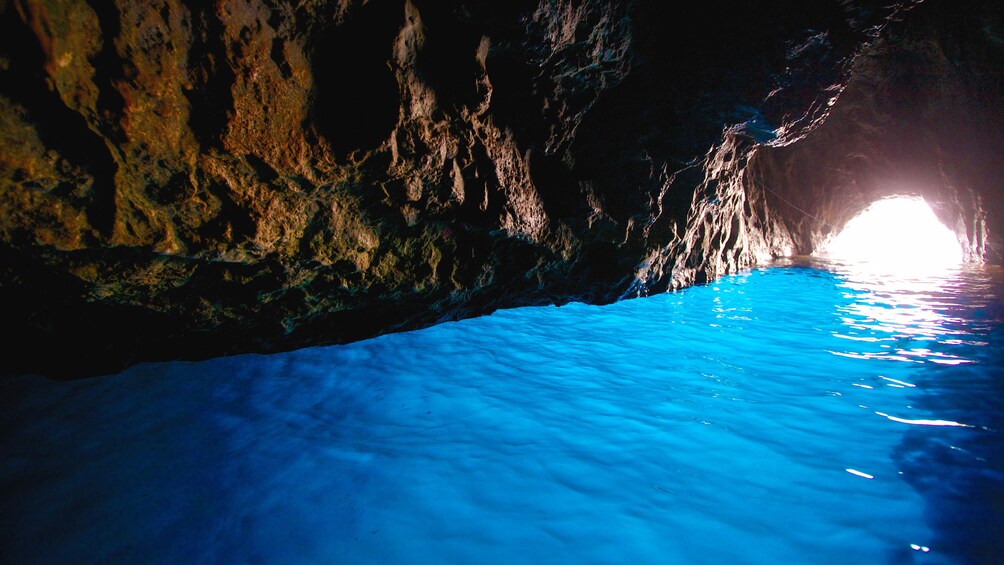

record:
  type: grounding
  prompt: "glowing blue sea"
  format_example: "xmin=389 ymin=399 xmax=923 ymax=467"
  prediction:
xmin=2 ymin=260 xmax=1002 ymax=564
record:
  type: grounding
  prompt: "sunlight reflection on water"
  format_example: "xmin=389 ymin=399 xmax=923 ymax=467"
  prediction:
xmin=826 ymin=261 xmax=983 ymax=369
xmin=1 ymin=259 xmax=1002 ymax=564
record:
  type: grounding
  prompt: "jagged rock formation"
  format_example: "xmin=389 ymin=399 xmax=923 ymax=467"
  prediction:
xmin=0 ymin=0 xmax=1000 ymax=377
xmin=747 ymin=0 xmax=1004 ymax=263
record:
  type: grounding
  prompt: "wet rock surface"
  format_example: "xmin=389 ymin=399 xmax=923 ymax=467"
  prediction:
xmin=0 ymin=0 xmax=999 ymax=377
xmin=747 ymin=0 xmax=1004 ymax=263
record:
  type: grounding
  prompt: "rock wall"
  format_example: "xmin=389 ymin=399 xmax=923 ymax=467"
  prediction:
xmin=746 ymin=0 xmax=1004 ymax=263
xmin=1 ymin=0 xmax=997 ymax=377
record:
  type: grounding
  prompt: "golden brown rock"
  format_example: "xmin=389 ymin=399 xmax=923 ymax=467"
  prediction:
xmin=0 ymin=0 xmax=999 ymax=376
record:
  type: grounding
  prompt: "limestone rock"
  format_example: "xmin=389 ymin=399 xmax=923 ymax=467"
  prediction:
xmin=0 ymin=0 xmax=998 ymax=376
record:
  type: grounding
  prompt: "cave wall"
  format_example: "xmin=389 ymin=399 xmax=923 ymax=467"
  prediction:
xmin=1 ymin=0 xmax=995 ymax=376
xmin=746 ymin=0 xmax=1004 ymax=263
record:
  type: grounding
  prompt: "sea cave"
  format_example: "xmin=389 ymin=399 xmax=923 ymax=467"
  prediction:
xmin=1 ymin=0 xmax=1002 ymax=562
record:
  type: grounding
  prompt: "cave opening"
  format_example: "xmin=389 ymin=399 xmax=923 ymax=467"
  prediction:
xmin=815 ymin=196 xmax=963 ymax=269
xmin=2 ymin=0 xmax=1003 ymax=562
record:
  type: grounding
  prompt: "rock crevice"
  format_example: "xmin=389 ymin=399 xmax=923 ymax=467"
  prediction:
xmin=0 ymin=0 xmax=999 ymax=376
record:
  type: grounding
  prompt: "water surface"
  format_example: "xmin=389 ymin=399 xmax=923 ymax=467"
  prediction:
xmin=2 ymin=260 xmax=1002 ymax=563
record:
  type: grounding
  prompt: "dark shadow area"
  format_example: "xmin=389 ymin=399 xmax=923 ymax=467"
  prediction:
xmin=529 ymin=151 xmax=580 ymax=221
xmin=0 ymin=5 xmax=118 ymax=238
xmin=83 ymin=0 xmax=127 ymax=142
xmin=181 ymin=0 xmax=236 ymax=149
xmin=485 ymin=47 xmax=548 ymax=148
xmin=569 ymin=0 xmax=866 ymax=232
xmin=270 ymin=37 xmax=292 ymax=79
xmin=310 ymin=0 xmax=403 ymax=157
xmin=409 ymin=1 xmax=485 ymax=112
xmin=0 ymin=247 xmax=180 ymax=378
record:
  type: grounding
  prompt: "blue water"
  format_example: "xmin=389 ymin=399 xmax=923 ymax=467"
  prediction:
xmin=2 ymin=260 xmax=1002 ymax=564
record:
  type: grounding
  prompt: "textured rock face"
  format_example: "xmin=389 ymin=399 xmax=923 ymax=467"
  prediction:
xmin=0 ymin=0 xmax=998 ymax=376
xmin=746 ymin=0 xmax=1004 ymax=263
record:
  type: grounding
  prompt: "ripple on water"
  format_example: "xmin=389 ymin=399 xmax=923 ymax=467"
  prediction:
xmin=1 ymin=260 xmax=1002 ymax=563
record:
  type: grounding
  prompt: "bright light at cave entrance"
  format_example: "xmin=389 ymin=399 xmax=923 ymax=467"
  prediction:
xmin=816 ymin=196 xmax=962 ymax=268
